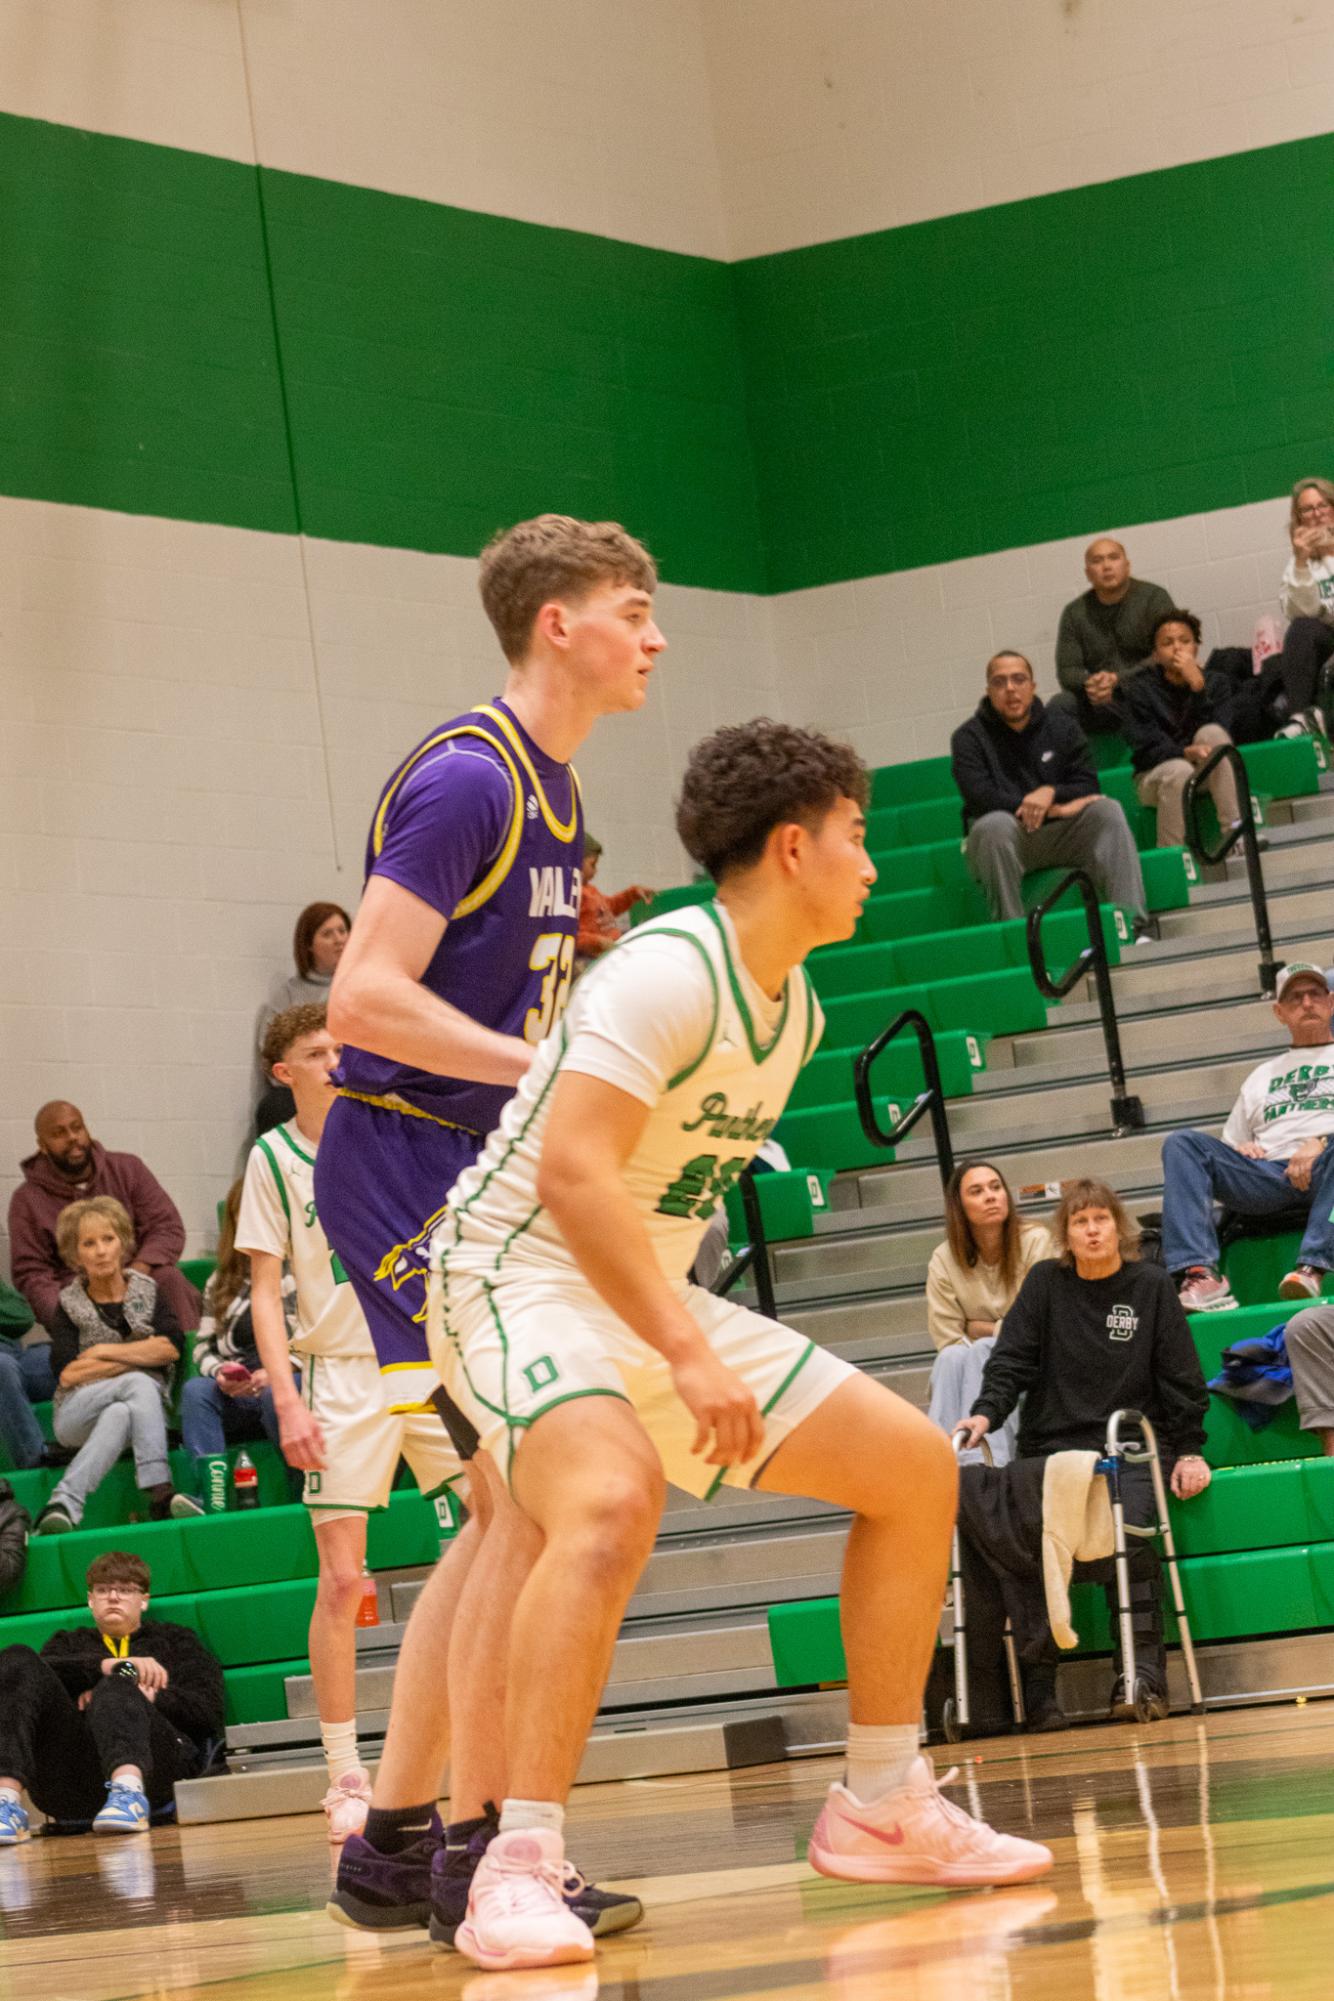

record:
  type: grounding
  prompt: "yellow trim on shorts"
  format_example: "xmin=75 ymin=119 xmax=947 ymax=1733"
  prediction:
xmin=335 ymin=1088 xmax=482 ymax=1137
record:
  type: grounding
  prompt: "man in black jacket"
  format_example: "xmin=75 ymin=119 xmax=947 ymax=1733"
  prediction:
xmin=1122 ymin=609 xmax=1242 ymax=849
xmin=0 ymin=1549 xmax=223 ymax=1842
xmin=951 ymin=651 xmax=1149 ymax=934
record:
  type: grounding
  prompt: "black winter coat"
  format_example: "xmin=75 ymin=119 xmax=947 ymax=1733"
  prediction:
xmin=1120 ymin=663 xmax=1238 ymax=775
xmin=0 ymin=1479 xmax=31 ymax=1599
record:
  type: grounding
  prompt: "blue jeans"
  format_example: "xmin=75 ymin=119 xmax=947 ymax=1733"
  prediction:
xmin=1161 ymin=1128 xmax=1334 ymax=1273
xmin=0 ymin=1342 xmax=56 ymax=1470
xmin=178 ymin=1373 xmax=283 ymax=1461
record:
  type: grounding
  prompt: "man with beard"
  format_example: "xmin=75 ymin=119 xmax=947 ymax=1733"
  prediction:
xmin=8 ymin=1103 xmax=201 ymax=1333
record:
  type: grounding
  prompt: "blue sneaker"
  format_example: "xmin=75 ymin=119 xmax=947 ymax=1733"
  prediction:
xmin=0 ymin=1797 xmax=30 ymax=1845
xmin=92 ymin=1783 xmax=150 ymax=1835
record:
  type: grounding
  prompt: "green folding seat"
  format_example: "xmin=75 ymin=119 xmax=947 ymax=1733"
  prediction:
xmin=193 ymin=1578 xmax=318 ymax=1667
xmin=785 ymin=1028 xmax=986 ymax=1116
xmin=773 ymin=1102 xmax=896 ymax=1174
xmin=179 ymin=1257 xmax=216 ymax=1295
xmin=1221 ymin=1232 xmax=1333 ymax=1310
xmin=1239 ymin=735 xmax=1323 ymax=798
xmin=868 ymin=756 xmax=955 ymax=810
xmin=632 ymin=881 xmax=713 ymax=925
xmin=1184 ymin=1545 xmax=1318 ymax=1640
xmin=223 ymin=1658 xmax=309 ymax=1727
xmin=1301 ymin=1459 xmax=1334 ymax=1540
xmin=768 ymin=1595 xmax=843 ymax=1686
xmin=179 ymin=1506 xmax=318 ymax=1593
xmin=1307 ymin=1541 xmax=1334 ymax=1623
xmin=723 ymin=1168 xmax=834 ymax=1248
xmin=1171 ymin=1460 xmax=1309 ymax=1557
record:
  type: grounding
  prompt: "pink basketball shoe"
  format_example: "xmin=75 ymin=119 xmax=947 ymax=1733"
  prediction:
xmin=322 ymin=1768 xmax=372 ymax=1846
xmin=809 ymin=1755 xmax=1053 ymax=1887
xmin=456 ymin=1828 xmax=595 ymax=1971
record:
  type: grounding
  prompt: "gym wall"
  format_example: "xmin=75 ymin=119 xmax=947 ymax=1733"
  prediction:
xmin=1 ymin=0 xmax=1329 ymax=1257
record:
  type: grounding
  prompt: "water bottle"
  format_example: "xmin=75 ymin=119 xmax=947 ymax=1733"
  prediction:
xmin=233 ymin=1451 xmax=260 ymax=1510
xmin=356 ymin=1566 xmax=380 ymax=1628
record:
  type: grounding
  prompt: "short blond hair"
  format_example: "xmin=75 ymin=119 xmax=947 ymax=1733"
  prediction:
xmin=57 ymin=1196 xmax=134 ymax=1271
xmin=1052 ymin=1178 xmax=1141 ymax=1265
xmin=478 ymin=515 xmax=657 ymax=663
xmin=1290 ymin=476 xmax=1334 ymax=530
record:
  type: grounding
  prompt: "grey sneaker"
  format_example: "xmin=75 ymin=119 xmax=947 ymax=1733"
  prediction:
xmin=35 ymin=1502 xmax=75 ymax=1535
xmin=1177 ymin=1267 xmax=1237 ymax=1312
xmin=169 ymin=1491 xmax=206 ymax=1519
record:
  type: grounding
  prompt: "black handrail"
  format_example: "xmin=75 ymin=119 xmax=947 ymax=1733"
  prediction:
xmin=853 ymin=1007 xmax=955 ymax=1188
xmin=1182 ymin=741 xmax=1280 ymax=997
xmin=1026 ymin=868 xmax=1145 ymax=1135
xmin=713 ymin=1166 xmax=777 ymax=1319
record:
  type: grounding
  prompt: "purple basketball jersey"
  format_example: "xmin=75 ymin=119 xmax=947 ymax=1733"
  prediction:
xmin=336 ymin=698 xmax=585 ymax=1136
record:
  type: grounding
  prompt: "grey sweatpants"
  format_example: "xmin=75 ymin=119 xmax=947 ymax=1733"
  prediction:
xmin=50 ymin=1374 xmax=171 ymax=1524
xmin=1283 ymin=1304 xmax=1334 ymax=1434
xmin=965 ymin=796 xmax=1148 ymax=923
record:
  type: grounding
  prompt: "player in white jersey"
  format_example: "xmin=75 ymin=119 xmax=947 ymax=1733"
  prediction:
xmin=431 ymin=720 xmax=1053 ymax=1972
xmin=237 ymin=1004 xmax=462 ymax=1843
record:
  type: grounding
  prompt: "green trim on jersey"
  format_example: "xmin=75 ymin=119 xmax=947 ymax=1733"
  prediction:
xmin=508 ymin=1389 xmax=634 ymax=1492
xmin=798 ymin=968 xmax=820 ymax=1067
xmin=702 ymin=1336 xmax=817 ymax=1502
xmin=275 ymin=1121 xmax=316 ymax=1168
xmin=700 ymin=902 xmax=790 ymax=1065
xmin=255 ymin=1135 xmax=291 ymax=1226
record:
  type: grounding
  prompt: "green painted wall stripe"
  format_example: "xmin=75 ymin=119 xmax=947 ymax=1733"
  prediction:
xmin=735 ymin=133 xmax=1334 ymax=592
xmin=1 ymin=108 xmax=1330 ymax=596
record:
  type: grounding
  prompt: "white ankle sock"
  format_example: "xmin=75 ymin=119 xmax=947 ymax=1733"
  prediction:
xmin=845 ymin=1723 xmax=920 ymax=1803
xmin=499 ymin=1797 xmax=565 ymax=1837
xmin=320 ymin=1720 xmax=362 ymax=1785
xmin=0 ymin=1787 xmax=20 ymax=1807
xmin=110 ymin=1765 xmax=144 ymax=1791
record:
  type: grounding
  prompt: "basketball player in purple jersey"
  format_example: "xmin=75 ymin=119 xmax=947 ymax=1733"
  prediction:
xmin=317 ymin=516 xmax=664 ymax=1941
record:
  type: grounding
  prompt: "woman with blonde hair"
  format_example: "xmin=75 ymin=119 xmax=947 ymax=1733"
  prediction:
xmin=952 ymin=1177 xmax=1210 ymax=1727
xmin=1276 ymin=476 xmax=1334 ymax=736
xmin=35 ymin=1197 xmax=202 ymax=1534
xmin=924 ymin=1160 xmax=1052 ymax=1463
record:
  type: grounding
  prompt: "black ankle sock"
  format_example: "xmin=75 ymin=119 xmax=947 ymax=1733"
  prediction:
xmin=364 ymin=1802 xmax=436 ymax=1854
xmin=445 ymin=1810 xmax=492 ymax=1850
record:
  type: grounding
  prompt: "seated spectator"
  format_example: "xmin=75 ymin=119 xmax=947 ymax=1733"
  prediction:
xmin=1122 ymin=609 xmax=1242 ymax=849
xmin=178 ymin=1179 xmax=298 ymax=1491
xmin=1280 ymin=1304 xmax=1334 ymax=1455
xmin=0 ymin=1479 xmax=31 ymax=1599
xmin=35 ymin=1199 xmax=202 ymax=1535
xmin=951 ymin=651 xmax=1151 ymax=938
xmin=0 ymin=1549 xmax=224 ymax=1843
xmin=255 ymin=902 xmax=351 ymax=1135
xmin=1276 ymin=478 xmax=1334 ymax=737
xmin=1053 ymin=539 xmax=1175 ymax=736
xmin=8 ymin=1104 xmax=202 ymax=1335
xmin=954 ymin=1180 xmax=1210 ymax=1727
xmin=1163 ymin=962 xmax=1334 ymax=1311
xmin=0 ymin=1273 xmax=57 ymax=1472
xmin=925 ymin=1161 xmax=1052 ymax=1463
xmin=575 ymin=836 xmax=653 ymax=967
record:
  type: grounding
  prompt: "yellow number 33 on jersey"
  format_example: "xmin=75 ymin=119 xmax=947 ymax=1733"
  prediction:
xmin=524 ymin=931 xmax=576 ymax=1043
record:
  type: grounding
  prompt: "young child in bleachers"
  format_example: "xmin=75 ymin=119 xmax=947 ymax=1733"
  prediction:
xmin=35 ymin=1198 xmax=202 ymax=1534
xmin=575 ymin=835 xmax=654 ymax=968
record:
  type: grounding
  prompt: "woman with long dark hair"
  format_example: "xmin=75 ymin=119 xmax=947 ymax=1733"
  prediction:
xmin=925 ymin=1160 xmax=1052 ymax=1463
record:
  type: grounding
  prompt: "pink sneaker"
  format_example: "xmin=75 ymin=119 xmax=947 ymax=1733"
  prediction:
xmin=456 ymin=1828 xmax=595 ymax=1971
xmin=808 ymin=1756 xmax=1053 ymax=1887
xmin=322 ymin=1768 xmax=372 ymax=1845
xmin=1177 ymin=1267 xmax=1237 ymax=1313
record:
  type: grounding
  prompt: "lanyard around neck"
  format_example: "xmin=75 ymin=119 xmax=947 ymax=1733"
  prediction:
xmin=101 ymin=1632 xmax=129 ymax=1659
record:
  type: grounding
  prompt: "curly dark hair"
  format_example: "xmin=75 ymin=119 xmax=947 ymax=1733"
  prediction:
xmin=262 ymin=1001 xmax=328 ymax=1072
xmin=1151 ymin=607 xmax=1203 ymax=647
xmin=675 ymin=720 xmax=869 ymax=881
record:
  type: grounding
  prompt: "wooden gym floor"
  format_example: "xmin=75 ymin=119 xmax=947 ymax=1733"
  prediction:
xmin=8 ymin=1701 xmax=1334 ymax=2001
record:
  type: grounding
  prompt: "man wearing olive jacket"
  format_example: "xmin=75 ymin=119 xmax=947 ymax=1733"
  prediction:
xmin=0 ymin=1549 xmax=223 ymax=1841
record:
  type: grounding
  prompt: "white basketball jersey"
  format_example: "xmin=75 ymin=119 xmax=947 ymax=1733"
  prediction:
xmin=237 ymin=1121 xmax=373 ymax=1358
xmin=435 ymin=901 xmax=822 ymax=1287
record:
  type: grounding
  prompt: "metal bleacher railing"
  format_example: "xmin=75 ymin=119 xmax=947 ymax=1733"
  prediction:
xmin=853 ymin=1006 xmax=956 ymax=1188
xmin=1025 ymin=866 xmax=1146 ymax=1138
xmin=1184 ymin=740 xmax=1281 ymax=998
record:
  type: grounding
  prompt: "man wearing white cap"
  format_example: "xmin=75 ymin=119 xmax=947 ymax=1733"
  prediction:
xmin=1164 ymin=962 xmax=1334 ymax=1310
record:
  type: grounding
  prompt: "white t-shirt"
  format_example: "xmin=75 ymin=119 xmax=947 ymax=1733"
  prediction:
xmin=236 ymin=1120 xmax=372 ymax=1358
xmin=435 ymin=901 xmax=821 ymax=1288
xmin=1280 ymin=552 xmax=1334 ymax=628
xmin=1222 ymin=1046 xmax=1334 ymax=1158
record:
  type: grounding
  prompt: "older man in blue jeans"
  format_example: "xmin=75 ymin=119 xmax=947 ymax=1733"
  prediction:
xmin=1164 ymin=962 xmax=1334 ymax=1310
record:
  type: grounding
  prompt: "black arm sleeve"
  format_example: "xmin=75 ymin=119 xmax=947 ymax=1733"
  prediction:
xmin=951 ymin=725 xmax=1022 ymax=820
xmin=1121 ymin=679 xmax=1184 ymax=772
xmin=971 ymin=1266 xmax=1048 ymax=1429
xmin=47 ymin=1305 xmax=80 ymax=1380
xmin=148 ymin=1624 xmax=226 ymax=1745
xmin=1147 ymin=1271 xmax=1209 ymax=1457
xmin=1050 ymin=716 xmax=1099 ymax=803
xmin=150 ymin=1290 xmax=183 ymax=1359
